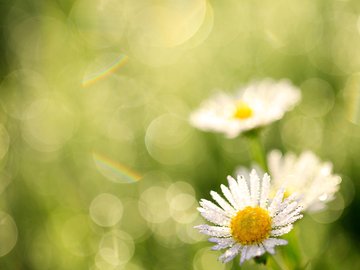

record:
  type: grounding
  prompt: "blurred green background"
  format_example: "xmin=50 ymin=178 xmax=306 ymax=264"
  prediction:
xmin=0 ymin=0 xmax=360 ymax=269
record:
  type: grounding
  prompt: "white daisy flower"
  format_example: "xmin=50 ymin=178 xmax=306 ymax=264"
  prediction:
xmin=190 ymin=79 xmax=301 ymax=138
xmin=195 ymin=170 xmax=303 ymax=265
xmin=267 ymin=150 xmax=342 ymax=212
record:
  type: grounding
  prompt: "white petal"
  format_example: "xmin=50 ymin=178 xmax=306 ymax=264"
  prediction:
xmin=199 ymin=199 xmax=227 ymax=217
xmin=210 ymin=191 xmax=236 ymax=216
xmin=221 ymin=184 xmax=237 ymax=209
xmin=268 ymin=188 xmax=285 ymax=216
xmin=277 ymin=202 xmax=303 ymax=217
xmin=198 ymin=207 xmax=230 ymax=226
xmin=271 ymin=224 xmax=293 ymax=236
xmin=255 ymin=244 xmax=266 ymax=257
xmin=273 ymin=201 xmax=298 ymax=222
xmin=275 ymin=193 xmax=302 ymax=216
xmin=260 ymin=173 xmax=270 ymax=208
xmin=280 ymin=201 xmax=299 ymax=215
xmin=245 ymin=245 xmax=260 ymax=261
xmin=263 ymin=244 xmax=275 ymax=254
xmin=250 ymin=169 xmax=260 ymax=206
xmin=245 ymin=244 xmax=266 ymax=259
xmin=219 ymin=244 xmax=242 ymax=263
xmin=209 ymin=237 xmax=235 ymax=250
xmin=259 ymin=238 xmax=287 ymax=257
xmin=195 ymin=224 xmax=231 ymax=237
xmin=276 ymin=213 xmax=303 ymax=227
xmin=273 ymin=196 xmax=303 ymax=225
xmin=237 ymin=175 xmax=251 ymax=206
xmin=227 ymin=176 xmax=243 ymax=210
xmin=240 ymin=246 xmax=248 ymax=265
xmin=263 ymin=238 xmax=288 ymax=247
xmin=280 ymin=192 xmax=301 ymax=208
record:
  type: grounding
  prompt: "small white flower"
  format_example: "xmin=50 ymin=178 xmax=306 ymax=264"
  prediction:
xmin=195 ymin=170 xmax=303 ymax=265
xmin=267 ymin=150 xmax=342 ymax=212
xmin=190 ymin=79 xmax=301 ymax=138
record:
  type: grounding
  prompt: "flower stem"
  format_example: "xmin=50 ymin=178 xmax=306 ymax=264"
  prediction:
xmin=283 ymin=228 xmax=304 ymax=270
xmin=245 ymin=130 xmax=269 ymax=172
xmin=267 ymin=254 xmax=286 ymax=270
xmin=230 ymin=262 xmax=238 ymax=270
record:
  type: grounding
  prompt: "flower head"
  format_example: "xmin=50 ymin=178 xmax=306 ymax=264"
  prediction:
xmin=195 ymin=170 xmax=303 ymax=265
xmin=190 ymin=79 xmax=301 ymax=138
xmin=267 ymin=150 xmax=342 ymax=212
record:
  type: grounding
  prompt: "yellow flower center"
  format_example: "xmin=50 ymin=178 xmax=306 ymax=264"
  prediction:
xmin=230 ymin=206 xmax=272 ymax=245
xmin=283 ymin=190 xmax=291 ymax=199
xmin=270 ymin=187 xmax=291 ymax=199
xmin=233 ymin=101 xmax=253 ymax=120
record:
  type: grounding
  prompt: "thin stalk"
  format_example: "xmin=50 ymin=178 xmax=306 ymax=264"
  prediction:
xmin=282 ymin=228 xmax=304 ymax=270
xmin=246 ymin=130 xmax=269 ymax=172
xmin=230 ymin=262 xmax=238 ymax=270
xmin=267 ymin=254 xmax=286 ymax=270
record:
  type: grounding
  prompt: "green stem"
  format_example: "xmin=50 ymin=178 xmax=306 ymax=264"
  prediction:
xmin=230 ymin=262 xmax=238 ymax=270
xmin=267 ymin=254 xmax=286 ymax=270
xmin=282 ymin=228 xmax=304 ymax=270
xmin=246 ymin=130 xmax=268 ymax=172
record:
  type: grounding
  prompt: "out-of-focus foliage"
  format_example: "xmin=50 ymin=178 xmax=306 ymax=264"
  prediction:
xmin=0 ymin=0 xmax=360 ymax=269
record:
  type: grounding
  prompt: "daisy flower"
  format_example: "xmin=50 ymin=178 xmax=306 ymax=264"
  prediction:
xmin=267 ymin=150 xmax=342 ymax=212
xmin=190 ymin=79 xmax=301 ymax=138
xmin=195 ymin=170 xmax=303 ymax=265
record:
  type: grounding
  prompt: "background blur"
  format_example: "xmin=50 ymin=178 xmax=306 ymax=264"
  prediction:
xmin=0 ymin=0 xmax=360 ymax=269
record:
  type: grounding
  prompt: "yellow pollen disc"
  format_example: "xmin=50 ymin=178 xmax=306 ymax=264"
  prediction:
xmin=270 ymin=188 xmax=291 ymax=199
xmin=233 ymin=101 xmax=253 ymax=120
xmin=230 ymin=206 xmax=272 ymax=245
xmin=283 ymin=190 xmax=291 ymax=199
